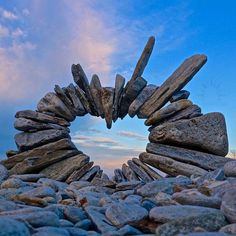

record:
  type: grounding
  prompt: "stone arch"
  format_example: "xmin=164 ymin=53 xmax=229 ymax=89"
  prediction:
xmin=2 ymin=37 xmax=230 ymax=183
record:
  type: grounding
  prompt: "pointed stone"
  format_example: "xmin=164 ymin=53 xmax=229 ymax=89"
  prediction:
xmin=14 ymin=117 xmax=69 ymax=132
xmin=139 ymin=152 xmax=207 ymax=177
xmin=37 ymin=92 xmax=75 ymax=121
xmin=113 ymin=74 xmax=125 ymax=122
xmin=114 ymin=169 xmax=126 ymax=183
xmin=128 ymin=160 xmax=153 ymax=182
xmin=15 ymin=110 xmax=70 ymax=127
xmin=132 ymin=158 xmax=162 ymax=179
xmin=129 ymin=84 xmax=157 ymax=118
xmin=146 ymin=143 xmax=231 ymax=171
xmin=66 ymin=161 xmax=94 ymax=183
xmin=101 ymin=87 xmax=114 ymax=129
xmin=139 ymin=54 xmax=207 ymax=117
xmin=149 ymin=112 xmax=229 ymax=156
xmin=54 ymin=85 xmax=77 ymax=116
xmin=145 ymin=99 xmax=193 ymax=126
xmin=90 ymin=74 xmax=105 ymax=118
xmin=170 ymin=90 xmax=190 ymax=103
xmin=71 ymin=64 xmax=98 ymax=115
xmin=75 ymin=85 xmax=92 ymax=114
xmin=122 ymin=164 xmax=139 ymax=181
xmin=119 ymin=77 xmax=147 ymax=119
xmin=63 ymin=83 xmax=87 ymax=116
xmin=1 ymin=138 xmax=77 ymax=169
xmin=40 ymin=154 xmax=89 ymax=181
xmin=131 ymin=36 xmax=155 ymax=81
xmin=15 ymin=129 xmax=70 ymax=152
xmin=80 ymin=165 xmax=100 ymax=181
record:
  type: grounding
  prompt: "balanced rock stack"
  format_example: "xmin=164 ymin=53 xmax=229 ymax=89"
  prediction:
xmin=0 ymin=36 xmax=236 ymax=235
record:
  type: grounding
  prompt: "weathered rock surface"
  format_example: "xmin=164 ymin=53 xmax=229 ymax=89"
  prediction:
xmin=130 ymin=36 xmax=155 ymax=82
xmin=90 ymin=74 xmax=105 ymax=118
xmin=145 ymin=99 xmax=193 ymax=126
xmin=15 ymin=129 xmax=70 ymax=152
xmin=80 ymin=166 xmax=100 ymax=182
xmin=101 ymin=87 xmax=114 ymax=129
xmin=129 ymin=84 xmax=157 ymax=118
xmin=140 ymin=152 xmax=207 ymax=177
xmin=75 ymin=85 xmax=92 ymax=114
xmin=170 ymin=90 xmax=190 ymax=102
xmin=224 ymin=161 xmax=236 ymax=177
xmin=139 ymin=54 xmax=207 ymax=117
xmin=122 ymin=164 xmax=139 ymax=181
xmin=220 ymin=223 xmax=236 ymax=235
xmin=113 ymin=74 xmax=125 ymax=121
xmin=37 ymin=92 xmax=75 ymax=121
xmin=221 ymin=189 xmax=236 ymax=223
xmin=146 ymin=143 xmax=230 ymax=171
xmin=119 ymin=76 xmax=147 ymax=118
xmin=0 ymin=164 xmax=8 ymax=182
xmin=40 ymin=154 xmax=89 ymax=181
xmin=105 ymin=202 xmax=148 ymax=227
xmin=149 ymin=112 xmax=228 ymax=156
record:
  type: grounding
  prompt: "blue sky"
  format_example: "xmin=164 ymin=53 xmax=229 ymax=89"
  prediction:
xmin=0 ymin=1 xmax=235 ymax=174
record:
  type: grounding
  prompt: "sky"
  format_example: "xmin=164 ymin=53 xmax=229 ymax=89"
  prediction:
xmin=0 ymin=0 xmax=235 ymax=175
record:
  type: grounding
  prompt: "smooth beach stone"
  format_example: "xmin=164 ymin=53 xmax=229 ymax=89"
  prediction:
xmin=19 ymin=186 xmax=56 ymax=198
xmin=33 ymin=227 xmax=70 ymax=236
xmin=0 ymin=217 xmax=30 ymax=236
xmin=114 ymin=168 xmax=126 ymax=183
xmin=15 ymin=129 xmax=70 ymax=152
xmin=11 ymin=174 xmax=46 ymax=182
xmin=1 ymin=178 xmax=27 ymax=189
xmin=37 ymin=92 xmax=75 ymax=121
xmin=63 ymin=205 xmax=87 ymax=223
xmin=121 ymin=164 xmax=139 ymax=181
xmin=139 ymin=54 xmax=207 ymax=117
xmin=0 ymin=198 xmax=17 ymax=212
xmin=149 ymin=112 xmax=229 ymax=156
xmin=220 ymin=223 xmax=236 ymax=235
xmin=170 ymin=90 xmax=190 ymax=102
xmin=221 ymin=189 xmax=236 ymax=223
xmin=74 ymin=219 xmax=92 ymax=230
xmin=145 ymin=99 xmax=192 ymax=126
xmin=177 ymin=233 xmax=231 ymax=236
xmin=105 ymin=202 xmax=148 ymax=227
xmin=224 ymin=161 xmax=236 ymax=177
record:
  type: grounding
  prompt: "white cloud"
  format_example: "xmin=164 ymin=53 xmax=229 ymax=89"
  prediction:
xmin=12 ymin=28 xmax=25 ymax=38
xmin=1 ymin=9 xmax=18 ymax=20
xmin=117 ymin=131 xmax=147 ymax=141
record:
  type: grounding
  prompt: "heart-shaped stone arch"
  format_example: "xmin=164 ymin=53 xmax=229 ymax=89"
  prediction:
xmin=1 ymin=37 xmax=230 ymax=183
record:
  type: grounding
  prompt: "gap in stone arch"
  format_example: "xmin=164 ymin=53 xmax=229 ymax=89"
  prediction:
xmin=70 ymin=115 xmax=148 ymax=176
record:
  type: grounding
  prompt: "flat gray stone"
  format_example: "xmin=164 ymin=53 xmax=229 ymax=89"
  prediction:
xmin=63 ymin=205 xmax=87 ymax=223
xmin=170 ymin=90 xmax=190 ymax=102
xmin=0 ymin=217 xmax=30 ymax=236
xmin=114 ymin=169 xmax=126 ymax=183
xmin=146 ymin=143 xmax=231 ymax=171
xmin=0 ymin=198 xmax=17 ymax=212
xmin=139 ymin=54 xmax=207 ymax=117
xmin=75 ymin=85 xmax=92 ymax=114
xmin=19 ymin=186 xmax=55 ymax=198
xmin=1 ymin=178 xmax=27 ymax=189
xmin=80 ymin=165 xmax=100 ymax=182
xmin=139 ymin=152 xmax=207 ymax=177
xmin=40 ymin=154 xmax=89 ymax=181
xmin=155 ymin=212 xmax=227 ymax=236
xmin=0 ymin=164 xmax=8 ymax=181
xmin=136 ymin=176 xmax=191 ymax=197
xmin=119 ymin=76 xmax=147 ymax=119
xmin=220 ymin=223 xmax=236 ymax=235
xmin=37 ymin=92 xmax=75 ymax=121
xmin=129 ymin=84 xmax=157 ymax=118
xmin=121 ymin=164 xmax=139 ymax=181
xmin=101 ymin=87 xmax=114 ymax=129
xmin=145 ymin=99 xmax=192 ymax=126
xmin=15 ymin=110 xmax=70 ymax=126
xmin=90 ymin=74 xmax=105 ymax=118
xmin=33 ymin=227 xmax=70 ymax=236
xmin=224 ymin=161 xmax=236 ymax=177
xmin=15 ymin=129 xmax=70 ymax=152
xmin=11 ymin=174 xmax=46 ymax=182
xmin=149 ymin=112 xmax=229 ymax=156
xmin=113 ymin=74 xmax=125 ymax=122
xmin=105 ymin=202 xmax=148 ymax=227
xmin=2 ymin=138 xmax=77 ymax=169
xmin=221 ymin=189 xmax=236 ymax=223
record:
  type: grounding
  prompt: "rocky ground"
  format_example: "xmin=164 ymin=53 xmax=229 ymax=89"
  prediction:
xmin=0 ymin=162 xmax=236 ymax=236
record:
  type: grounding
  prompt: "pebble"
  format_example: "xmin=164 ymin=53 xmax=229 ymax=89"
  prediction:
xmin=224 ymin=161 xmax=236 ymax=177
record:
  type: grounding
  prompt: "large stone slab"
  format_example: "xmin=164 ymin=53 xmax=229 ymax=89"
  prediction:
xmin=113 ymin=74 xmax=125 ymax=122
xmin=221 ymin=189 xmax=236 ymax=223
xmin=119 ymin=76 xmax=147 ymax=119
xmin=101 ymin=87 xmax=114 ymax=129
xmin=146 ymin=143 xmax=230 ymax=171
xmin=75 ymin=85 xmax=92 ymax=114
xmin=90 ymin=74 xmax=105 ymax=118
xmin=139 ymin=54 xmax=207 ymax=117
xmin=37 ymin=92 xmax=75 ymax=121
xmin=14 ymin=117 xmax=69 ymax=132
xmin=40 ymin=154 xmax=89 ymax=181
xmin=139 ymin=152 xmax=207 ymax=177
xmin=130 ymin=36 xmax=155 ymax=81
xmin=15 ymin=110 xmax=70 ymax=126
xmin=145 ymin=99 xmax=192 ymax=126
xmin=15 ymin=129 xmax=70 ymax=152
xmin=64 ymin=83 xmax=87 ymax=116
xmin=149 ymin=112 xmax=229 ymax=156
xmin=129 ymin=84 xmax=157 ymax=118
xmin=71 ymin=64 xmax=98 ymax=115
xmin=105 ymin=202 xmax=148 ymax=228
xmin=1 ymin=138 xmax=77 ymax=169
xmin=122 ymin=164 xmax=139 ymax=181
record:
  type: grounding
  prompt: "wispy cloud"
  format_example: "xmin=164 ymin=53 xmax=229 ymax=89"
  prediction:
xmin=117 ymin=131 xmax=147 ymax=141
xmin=0 ymin=8 xmax=18 ymax=20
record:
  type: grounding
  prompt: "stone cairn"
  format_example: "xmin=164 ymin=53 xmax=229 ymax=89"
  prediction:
xmin=0 ymin=37 xmax=236 ymax=236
